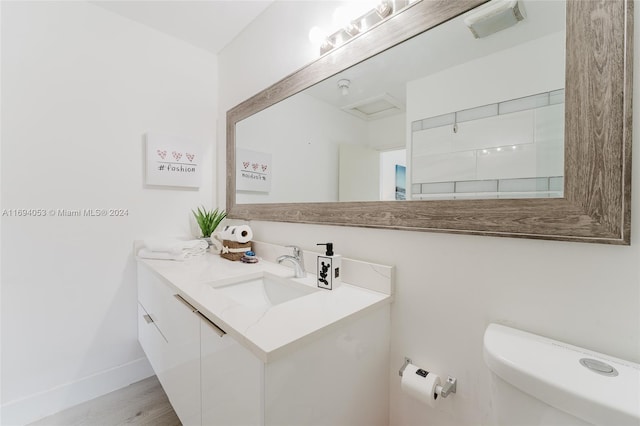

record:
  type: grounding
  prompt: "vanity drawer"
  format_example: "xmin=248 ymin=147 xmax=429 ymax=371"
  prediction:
xmin=137 ymin=302 xmax=167 ymax=375
xmin=137 ymin=264 xmax=202 ymax=425
xmin=137 ymin=263 xmax=166 ymax=323
xmin=137 ymin=263 xmax=190 ymax=342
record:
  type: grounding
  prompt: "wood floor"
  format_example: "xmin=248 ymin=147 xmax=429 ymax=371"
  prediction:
xmin=28 ymin=376 xmax=181 ymax=426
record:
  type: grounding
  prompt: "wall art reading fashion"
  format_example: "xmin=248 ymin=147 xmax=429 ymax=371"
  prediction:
xmin=145 ymin=133 xmax=202 ymax=188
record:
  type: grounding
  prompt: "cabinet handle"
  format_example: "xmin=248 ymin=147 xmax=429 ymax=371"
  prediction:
xmin=174 ymin=294 xmax=226 ymax=337
xmin=196 ymin=311 xmax=226 ymax=337
xmin=143 ymin=314 xmax=154 ymax=324
xmin=173 ymin=294 xmax=197 ymax=312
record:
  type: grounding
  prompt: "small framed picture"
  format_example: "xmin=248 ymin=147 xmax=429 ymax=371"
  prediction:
xmin=145 ymin=133 xmax=202 ymax=188
xmin=236 ymin=149 xmax=272 ymax=192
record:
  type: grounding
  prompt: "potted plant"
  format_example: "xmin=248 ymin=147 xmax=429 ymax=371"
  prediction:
xmin=192 ymin=206 xmax=227 ymax=246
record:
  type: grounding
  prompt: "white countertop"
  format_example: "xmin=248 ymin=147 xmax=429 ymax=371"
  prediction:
xmin=138 ymin=253 xmax=391 ymax=363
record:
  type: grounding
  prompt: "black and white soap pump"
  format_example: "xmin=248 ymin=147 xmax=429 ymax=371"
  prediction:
xmin=316 ymin=243 xmax=341 ymax=290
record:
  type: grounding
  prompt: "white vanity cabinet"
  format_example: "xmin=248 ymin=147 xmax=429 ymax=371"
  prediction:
xmin=138 ymin=262 xmax=260 ymax=425
xmin=200 ymin=303 xmax=390 ymax=426
xmin=137 ymin=259 xmax=391 ymax=426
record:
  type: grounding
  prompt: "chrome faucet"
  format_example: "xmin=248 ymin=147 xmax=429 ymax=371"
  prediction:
xmin=277 ymin=245 xmax=306 ymax=278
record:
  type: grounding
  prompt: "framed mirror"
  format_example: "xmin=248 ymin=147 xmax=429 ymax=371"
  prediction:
xmin=227 ymin=0 xmax=632 ymax=245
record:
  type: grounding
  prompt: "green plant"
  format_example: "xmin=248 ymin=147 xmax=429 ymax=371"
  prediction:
xmin=192 ymin=206 xmax=227 ymax=238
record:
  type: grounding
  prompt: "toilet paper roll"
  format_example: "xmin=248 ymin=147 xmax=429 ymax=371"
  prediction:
xmin=218 ymin=225 xmax=253 ymax=243
xmin=401 ymin=364 xmax=441 ymax=407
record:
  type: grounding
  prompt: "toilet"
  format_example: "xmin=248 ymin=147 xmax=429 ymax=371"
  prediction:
xmin=484 ymin=324 xmax=640 ymax=426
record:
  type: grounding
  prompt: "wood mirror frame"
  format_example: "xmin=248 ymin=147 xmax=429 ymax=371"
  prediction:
xmin=227 ymin=0 xmax=633 ymax=245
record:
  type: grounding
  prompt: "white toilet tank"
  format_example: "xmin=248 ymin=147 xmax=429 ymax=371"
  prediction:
xmin=483 ymin=324 xmax=640 ymax=426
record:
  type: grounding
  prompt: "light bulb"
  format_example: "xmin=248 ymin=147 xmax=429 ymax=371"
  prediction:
xmin=333 ymin=6 xmax=351 ymax=29
xmin=376 ymin=0 xmax=392 ymax=18
xmin=309 ymin=26 xmax=327 ymax=46
xmin=345 ymin=20 xmax=361 ymax=36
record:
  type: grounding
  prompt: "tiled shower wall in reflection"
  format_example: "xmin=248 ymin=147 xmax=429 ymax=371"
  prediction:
xmin=410 ymin=89 xmax=565 ymax=199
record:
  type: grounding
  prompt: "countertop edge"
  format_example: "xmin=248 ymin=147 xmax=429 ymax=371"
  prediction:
xmin=137 ymin=255 xmax=392 ymax=364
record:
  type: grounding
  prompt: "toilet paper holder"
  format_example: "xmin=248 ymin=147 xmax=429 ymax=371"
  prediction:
xmin=399 ymin=357 xmax=458 ymax=398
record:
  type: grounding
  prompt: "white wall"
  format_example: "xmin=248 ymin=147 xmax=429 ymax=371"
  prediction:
xmin=1 ymin=2 xmax=217 ymax=424
xmin=219 ymin=2 xmax=640 ymax=426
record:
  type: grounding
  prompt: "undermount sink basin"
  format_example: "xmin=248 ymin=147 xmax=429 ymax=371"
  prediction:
xmin=214 ymin=273 xmax=318 ymax=309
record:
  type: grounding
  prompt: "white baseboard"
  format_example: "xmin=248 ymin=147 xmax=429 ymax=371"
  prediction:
xmin=1 ymin=357 xmax=154 ymax=426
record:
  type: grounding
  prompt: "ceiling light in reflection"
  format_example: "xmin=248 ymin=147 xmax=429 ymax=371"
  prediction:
xmin=337 ymin=79 xmax=351 ymax=96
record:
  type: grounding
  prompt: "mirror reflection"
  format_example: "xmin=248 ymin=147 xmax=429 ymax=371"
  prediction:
xmin=235 ymin=0 xmax=566 ymax=204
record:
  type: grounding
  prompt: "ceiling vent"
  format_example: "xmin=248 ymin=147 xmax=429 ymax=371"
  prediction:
xmin=464 ymin=0 xmax=525 ymax=39
xmin=341 ymin=93 xmax=404 ymax=121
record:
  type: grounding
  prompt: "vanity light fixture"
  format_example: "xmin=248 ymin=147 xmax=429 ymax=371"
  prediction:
xmin=376 ymin=0 xmax=393 ymax=18
xmin=318 ymin=0 xmax=410 ymax=55
xmin=345 ymin=21 xmax=361 ymax=36
xmin=320 ymin=38 xmax=335 ymax=53
xmin=464 ymin=0 xmax=525 ymax=39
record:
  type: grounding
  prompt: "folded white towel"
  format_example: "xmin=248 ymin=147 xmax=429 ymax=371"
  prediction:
xmin=137 ymin=248 xmax=189 ymax=261
xmin=143 ymin=238 xmax=208 ymax=255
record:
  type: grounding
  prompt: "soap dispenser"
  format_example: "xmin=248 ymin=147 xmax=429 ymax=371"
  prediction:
xmin=316 ymin=243 xmax=341 ymax=290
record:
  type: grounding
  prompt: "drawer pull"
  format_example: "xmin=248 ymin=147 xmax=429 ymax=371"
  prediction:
xmin=173 ymin=294 xmax=197 ymax=312
xmin=143 ymin=314 xmax=154 ymax=324
xmin=196 ymin=311 xmax=226 ymax=337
